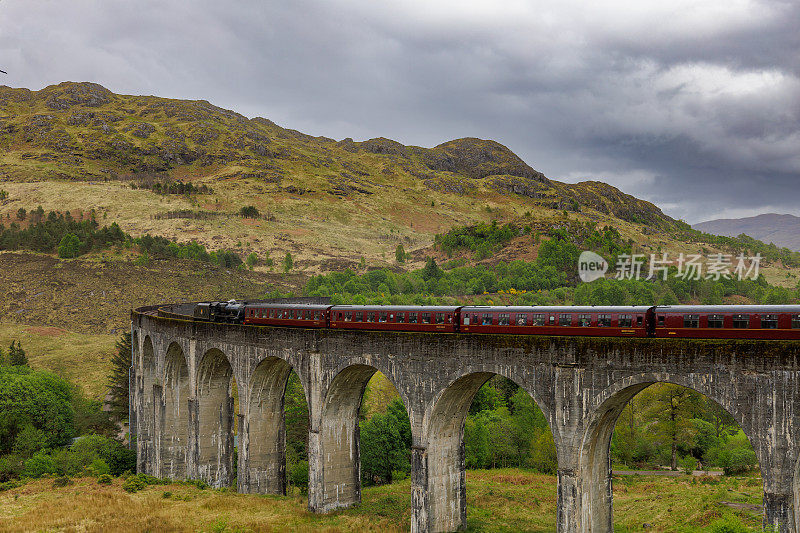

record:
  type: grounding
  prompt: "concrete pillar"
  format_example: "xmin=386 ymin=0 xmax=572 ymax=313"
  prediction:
xmin=153 ymin=384 xmax=164 ymax=478
xmin=307 ymin=428 xmax=323 ymax=511
xmin=309 ymin=364 xmax=375 ymax=513
xmin=240 ymin=357 xmax=292 ymax=494
xmin=410 ymin=446 xmax=429 ymax=533
xmin=764 ymin=492 xmax=792 ymax=532
xmin=187 ymin=397 xmax=199 ymax=479
xmin=556 ymin=468 xmax=579 ymax=533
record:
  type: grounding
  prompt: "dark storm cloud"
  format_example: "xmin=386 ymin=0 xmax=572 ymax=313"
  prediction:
xmin=1 ymin=0 xmax=798 ymax=222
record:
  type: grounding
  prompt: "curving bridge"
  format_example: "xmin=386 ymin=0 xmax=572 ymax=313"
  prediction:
xmin=131 ymin=303 xmax=800 ymax=532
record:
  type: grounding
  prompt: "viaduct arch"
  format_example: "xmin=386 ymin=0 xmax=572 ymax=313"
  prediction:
xmin=132 ymin=305 xmax=800 ymax=532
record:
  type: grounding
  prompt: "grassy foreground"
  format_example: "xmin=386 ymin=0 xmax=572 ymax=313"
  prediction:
xmin=0 ymin=469 xmax=762 ymax=532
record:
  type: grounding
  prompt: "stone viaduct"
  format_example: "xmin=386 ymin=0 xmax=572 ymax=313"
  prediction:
xmin=131 ymin=304 xmax=800 ymax=532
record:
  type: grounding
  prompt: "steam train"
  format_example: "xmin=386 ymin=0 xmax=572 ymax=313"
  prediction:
xmin=192 ymin=301 xmax=800 ymax=340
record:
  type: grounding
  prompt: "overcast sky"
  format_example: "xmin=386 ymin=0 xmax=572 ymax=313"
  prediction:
xmin=1 ymin=0 xmax=798 ymax=223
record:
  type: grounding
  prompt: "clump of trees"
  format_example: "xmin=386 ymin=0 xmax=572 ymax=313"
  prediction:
xmin=0 ymin=337 xmax=133 ymax=487
xmin=0 ymin=209 xmax=126 ymax=256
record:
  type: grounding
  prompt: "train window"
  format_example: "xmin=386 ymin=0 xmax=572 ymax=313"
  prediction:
xmin=435 ymin=313 xmax=445 ymax=324
xmin=314 ymin=311 xmax=321 ymax=320
xmin=366 ymin=313 xmax=375 ymax=322
xmin=657 ymin=315 xmax=665 ymax=326
xmin=683 ymin=314 xmax=699 ymax=328
xmin=344 ymin=312 xmax=352 ymax=322
xmin=448 ymin=314 xmax=453 ymax=323
xmin=516 ymin=314 xmax=527 ymax=326
xmin=396 ymin=313 xmax=405 ymax=323
xmin=637 ymin=316 xmax=643 ymax=326
xmin=379 ymin=312 xmax=388 ymax=323
xmin=559 ymin=314 xmax=571 ymax=326
xmin=733 ymin=314 xmax=750 ymax=328
xmin=532 ymin=314 xmax=545 ymax=326
xmin=793 ymin=315 xmax=800 ymax=329
xmin=409 ymin=313 xmax=418 ymax=323
xmin=762 ymin=314 xmax=778 ymax=329
xmin=549 ymin=315 xmax=556 ymax=325
xmin=498 ymin=313 xmax=510 ymax=326
xmin=422 ymin=313 xmax=431 ymax=324
xmin=462 ymin=315 xmax=470 ymax=325
xmin=618 ymin=314 xmax=632 ymax=327
xmin=708 ymin=314 xmax=724 ymax=328
xmin=352 ymin=311 xmax=361 ymax=322
xmin=598 ymin=314 xmax=611 ymax=327
xmin=578 ymin=314 xmax=591 ymax=327
xmin=482 ymin=314 xmax=493 ymax=325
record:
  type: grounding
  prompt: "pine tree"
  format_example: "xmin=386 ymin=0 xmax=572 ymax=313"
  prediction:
xmin=107 ymin=332 xmax=132 ymax=422
xmin=8 ymin=340 xmax=27 ymax=366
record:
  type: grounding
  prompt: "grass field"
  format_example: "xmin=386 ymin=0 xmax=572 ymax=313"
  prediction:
xmin=0 ymin=323 xmax=116 ymax=398
xmin=0 ymin=469 xmax=763 ymax=532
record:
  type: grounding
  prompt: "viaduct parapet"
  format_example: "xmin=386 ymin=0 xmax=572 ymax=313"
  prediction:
xmin=131 ymin=305 xmax=800 ymax=532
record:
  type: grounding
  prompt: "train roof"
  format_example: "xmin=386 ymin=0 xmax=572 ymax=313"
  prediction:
xmin=654 ymin=305 xmax=800 ymax=313
xmin=331 ymin=305 xmax=461 ymax=312
xmin=247 ymin=303 xmax=332 ymax=310
xmin=461 ymin=305 xmax=653 ymax=313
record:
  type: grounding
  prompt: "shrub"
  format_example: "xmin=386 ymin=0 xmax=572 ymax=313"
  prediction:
xmin=97 ymin=474 xmax=113 ymax=485
xmin=710 ymin=514 xmax=749 ymax=533
xmin=90 ymin=458 xmax=111 ymax=476
xmin=239 ymin=205 xmax=260 ymax=218
xmin=22 ymin=452 xmax=57 ymax=478
xmin=52 ymin=475 xmax=72 ymax=488
xmin=0 ymin=454 xmax=24 ymax=482
xmin=189 ymin=479 xmax=209 ymax=490
xmin=289 ymin=460 xmax=309 ymax=494
xmin=680 ymin=455 xmax=698 ymax=475
xmin=162 ymin=491 xmax=172 ymax=498
xmin=122 ymin=474 xmax=147 ymax=493
xmin=723 ymin=448 xmax=757 ymax=476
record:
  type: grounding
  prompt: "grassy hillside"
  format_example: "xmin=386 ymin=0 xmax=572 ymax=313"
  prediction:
xmin=0 ymin=82 xmax=682 ymax=272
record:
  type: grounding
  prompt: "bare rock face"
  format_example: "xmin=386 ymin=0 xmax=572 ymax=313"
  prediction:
xmin=422 ymin=137 xmax=549 ymax=182
xmin=44 ymin=82 xmax=113 ymax=110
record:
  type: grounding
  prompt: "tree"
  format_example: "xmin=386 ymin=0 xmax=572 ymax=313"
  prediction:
xmin=57 ymin=233 xmax=81 ymax=258
xmin=106 ymin=332 xmax=131 ymax=423
xmin=16 ymin=208 xmax=26 ymax=221
xmin=283 ymin=252 xmax=293 ymax=272
xmin=395 ymin=244 xmax=406 ymax=264
xmin=422 ymin=257 xmax=443 ymax=281
xmin=639 ymin=384 xmax=704 ymax=470
xmin=8 ymin=341 xmax=27 ymax=366
xmin=246 ymin=252 xmax=258 ymax=269
xmin=0 ymin=366 xmax=75 ymax=454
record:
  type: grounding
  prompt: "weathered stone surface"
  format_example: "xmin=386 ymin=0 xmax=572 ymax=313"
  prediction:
xmin=132 ymin=309 xmax=800 ymax=533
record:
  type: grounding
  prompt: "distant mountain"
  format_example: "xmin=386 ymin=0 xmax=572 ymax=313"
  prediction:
xmin=694 ymin=214 xmax=800 ymax=251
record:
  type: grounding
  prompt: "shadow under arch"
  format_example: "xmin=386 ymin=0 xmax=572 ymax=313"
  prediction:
xmin=312 ymin=363 xmax=408 ymax=513
xmin=423 ymin=371 xmax=556 ymax=533
xmin=579 ymin=374 xmax=761 ymax=533
xmin=240 ymin=356 xmax=300 ymax=495
xmin=161 ymin=341 xmax=190 ymax=480
xmin=196 ymin=347 xmax=237 ymax=488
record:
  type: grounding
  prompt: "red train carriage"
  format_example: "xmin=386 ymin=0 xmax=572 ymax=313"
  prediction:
xmin=459 ymin=306 xmax=653 ymax=337
xmin=243 ymin=303 xmax=332 ymax=328
xmin=329 ymin=305 xmax=460 ymax=333
xmin=652 ymin=305 xmax=800 ymax=340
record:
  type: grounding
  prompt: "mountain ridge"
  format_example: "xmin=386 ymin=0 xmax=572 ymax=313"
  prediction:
xmin=694 ymin=213 xmax=800 ymax=252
